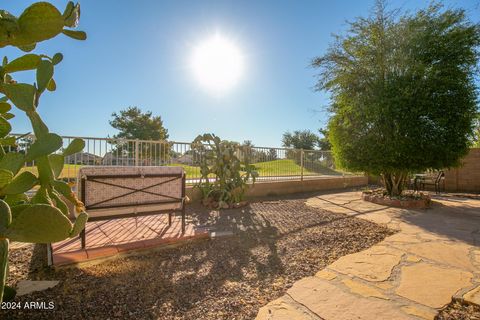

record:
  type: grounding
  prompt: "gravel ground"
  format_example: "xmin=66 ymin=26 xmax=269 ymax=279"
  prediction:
xmin=436 ymin=301 xmax=480 ymax=320
xmin=2 ymin=197 xmax=394 ymax=320
xmin=5 ymin=243 xmax=47 ymax=288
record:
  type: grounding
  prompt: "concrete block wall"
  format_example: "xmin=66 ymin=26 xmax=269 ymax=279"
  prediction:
xmin=444 ymin=148 xmax=480 ymax=193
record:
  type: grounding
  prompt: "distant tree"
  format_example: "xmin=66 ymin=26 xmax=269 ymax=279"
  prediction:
xmin=473 ymin=116 xmax=480 ymax=148
xmin=242 ymin=140 xmax=254 ymax=148
xmin=268 ymin=148 xmax=278 ymax=160
xmin=312 ymin=1 xmax=480 ymax=196
xmin=110 ymin=106 xmax=169 ymax=141
xmin=317 ymin=128 xmax=331 ymax=150
xmin=109 ymin=107 xmax=170 ymax=163
xmin=255 ymin=150 xmax=269 ymax=162
xmin=240 ymin=140 xmax=254 ymax=162
xmin=282 ymin=130 xmax=318 ymax=150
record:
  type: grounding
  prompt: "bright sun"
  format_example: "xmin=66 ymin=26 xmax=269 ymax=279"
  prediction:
xmin=191 ymin=33 xmax=244 ymax=95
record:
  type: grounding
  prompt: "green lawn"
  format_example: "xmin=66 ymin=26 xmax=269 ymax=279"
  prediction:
xmin=170 ymin=163 xmax=203 ymax=178
xmin=19 ymin=159 xmax=343 ymax=180
xmin=173 ymin=159 xmax=344 ymax=178
xmin=253 ymin=159 xmax=313 ymax=176
xmin=173 ymin=159 xmax=317 ymax=178
xmin=20 ymin=164 xmax=82 ymax=180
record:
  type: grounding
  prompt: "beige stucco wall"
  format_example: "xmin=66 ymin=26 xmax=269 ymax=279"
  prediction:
xmin=186 ymin=175 xmax=368 ymax=201
xmin=444 ymin=148 xmax=480 ymax=192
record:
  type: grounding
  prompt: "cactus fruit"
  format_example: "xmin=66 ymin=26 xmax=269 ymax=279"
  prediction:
xmin=0 ymin=2 xmax=88 ymax=302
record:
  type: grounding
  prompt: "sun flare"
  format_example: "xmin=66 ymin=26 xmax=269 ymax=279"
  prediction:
xmin=191 ymin=33 xmax=244 ymax=95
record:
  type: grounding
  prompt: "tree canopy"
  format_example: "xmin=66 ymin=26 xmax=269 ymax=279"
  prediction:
xmin=312 ymin=1 xmax=480 ymax=195
xmin=317 ymin=128 xmax=331 ymax=150
xmin=282 ymin=130 xmax=318 ymax=150
xmin=110 ymin=106 xmax=169 ymax=141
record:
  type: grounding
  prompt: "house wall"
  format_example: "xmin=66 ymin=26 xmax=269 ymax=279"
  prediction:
xmin=186 ymin=175 xmax=368 ymax=201
xmin=444 ymin=148 xmax=480 ymax=193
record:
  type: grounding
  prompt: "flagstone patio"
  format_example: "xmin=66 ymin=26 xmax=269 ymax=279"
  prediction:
xmin=257 ymin=191 xmax=480 ymax=320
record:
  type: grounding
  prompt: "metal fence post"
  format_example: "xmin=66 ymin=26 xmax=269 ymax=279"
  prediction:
xmin=300 ymin=149 xmax=304 ymax=181
xmin=134 ymin=139 xmax=139 ymax=166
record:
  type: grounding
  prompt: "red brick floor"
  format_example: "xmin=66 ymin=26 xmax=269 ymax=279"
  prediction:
xmin=51 ymin=215 xmax=209 ymax=266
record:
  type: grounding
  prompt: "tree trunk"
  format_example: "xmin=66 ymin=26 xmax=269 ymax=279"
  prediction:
xmin=382 ymin=171 xmax=407 ymax=196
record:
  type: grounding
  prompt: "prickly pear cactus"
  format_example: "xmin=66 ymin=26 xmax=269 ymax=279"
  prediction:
xmin=191 ymin=133 xmax=258 ymax=209
xmin=0 ymin=2 xmax=85 ymax=52
xmin=0 ymin=2 xmax=88 ymax=302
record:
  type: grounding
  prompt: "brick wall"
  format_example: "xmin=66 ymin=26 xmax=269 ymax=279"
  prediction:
xmin=444 ymin=148 xmax=480 ymax=192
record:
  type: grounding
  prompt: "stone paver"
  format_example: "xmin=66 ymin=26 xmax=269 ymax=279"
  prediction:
xmin=395 ymin=263 xmax=473 ymax=308
xmin=464 ymin=285 xmax=480 ymax=306
xmin=400 ymin=306 xmax=437 ymax=320
xmin=394 ymin=241 xmax=476 ymax=271
xmin=473 ymin=250 xmax=480 ymax=265
xmin=286 ymin=277 xmax=411 ymax=320
xmin=16 ymin=280 xmax=60 ymax=296
xmin=257 ymin=191 xmax=480 ymax=320
xmin=329 ymin=245 xmax=404 ymax=282
xmin=342 ymin=278 xmax=389 ymax=299
xmin=256 ymin=295 xmax=319 ymax=320
xmin=315 ymin=269 xmax=337 ymax=281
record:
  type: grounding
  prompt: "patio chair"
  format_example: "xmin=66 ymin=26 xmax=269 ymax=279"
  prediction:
xmin=77 ymin=166 xmax=186 ymax=248
xmin=419 ymin=170 xmax=445 ymax=194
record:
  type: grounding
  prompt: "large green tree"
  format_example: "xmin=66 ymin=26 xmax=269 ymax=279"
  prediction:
xmin=109 ymin=107 xmax=169 ymax=163
xmin=313 ymin=1 xmax=480 ymax=196
xmin=110 ymin=106 xmax=169 ymax=141
xmin=317 ymin=128 xmax=331 ymax=150
xmin=282 ymin=130 xmax=318 ymax=150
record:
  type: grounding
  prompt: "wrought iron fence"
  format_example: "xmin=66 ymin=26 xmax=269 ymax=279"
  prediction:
xmin=9 ymin=134 xmax=347 ymax=184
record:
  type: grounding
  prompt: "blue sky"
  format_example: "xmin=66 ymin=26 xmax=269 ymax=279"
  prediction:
xmin=3 ymin=0 xmax=480 ymax=147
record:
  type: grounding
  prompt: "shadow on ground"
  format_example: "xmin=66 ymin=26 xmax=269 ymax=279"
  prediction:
xmin=399 ymin=195 xmax=480 ymax=245
xmin=2 ymin=197 xmax=392 ymax=320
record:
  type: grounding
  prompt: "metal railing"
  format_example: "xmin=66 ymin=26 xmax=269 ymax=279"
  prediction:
xmin=10 ymin=134 xmax=346 ymax=184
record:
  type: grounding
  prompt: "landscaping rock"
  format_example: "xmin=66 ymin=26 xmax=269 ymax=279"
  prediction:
xmin=436 ymin=300 xmax=480 ymax=319
xmin=2 ymin=198 xmax=392 ymax=320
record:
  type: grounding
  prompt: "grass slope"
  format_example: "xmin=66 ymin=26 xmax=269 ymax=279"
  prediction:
xmin=19 ymin=159 xmax=343 ymax=180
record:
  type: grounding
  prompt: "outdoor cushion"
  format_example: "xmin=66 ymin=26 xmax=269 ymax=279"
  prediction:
xmin=78 ymin=166 xmax=184 ymax=217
